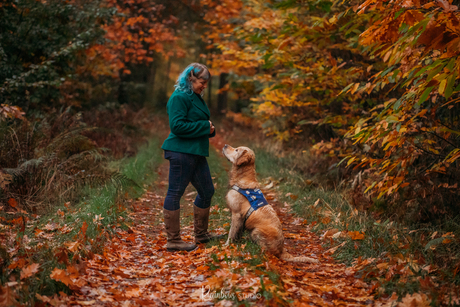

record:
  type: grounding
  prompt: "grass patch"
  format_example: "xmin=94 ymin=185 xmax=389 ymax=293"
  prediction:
xmin=1 ymin=138 xmax=164 ymax=304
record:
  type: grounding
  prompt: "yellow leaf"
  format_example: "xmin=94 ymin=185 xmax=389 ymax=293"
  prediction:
xmin=347 ymin=157 xmax=356 ymax=166
xmin=350 ymin=83 xmax=359 ymax=94
xmin=439 ymin=79 xmax=447 ymax=95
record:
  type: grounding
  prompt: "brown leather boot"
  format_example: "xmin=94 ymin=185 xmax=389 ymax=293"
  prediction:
xmin=194 ymin=205 xmax=226 ymax=244
xmin=163 ymin=208 xmax=197 ymax=252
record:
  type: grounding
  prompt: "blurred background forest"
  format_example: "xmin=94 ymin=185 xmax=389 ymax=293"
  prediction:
xmin=2 ymin=0 xmax=460 ymax=303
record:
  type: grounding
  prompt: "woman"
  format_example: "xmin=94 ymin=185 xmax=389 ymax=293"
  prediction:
xmin=161 ymin=63 xmax=222 ymax=252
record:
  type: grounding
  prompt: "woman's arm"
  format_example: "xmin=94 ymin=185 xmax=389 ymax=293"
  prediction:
xmin=168 ymin=95 xmax=212 ymax=139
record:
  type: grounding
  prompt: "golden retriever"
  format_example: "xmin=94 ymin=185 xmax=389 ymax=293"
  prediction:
xmin=222 ymin=144 xmax=319 ymax=263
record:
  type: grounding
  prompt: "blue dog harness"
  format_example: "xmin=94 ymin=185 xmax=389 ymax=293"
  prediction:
xmin=231 ymin=185 xmax=269 ymax=224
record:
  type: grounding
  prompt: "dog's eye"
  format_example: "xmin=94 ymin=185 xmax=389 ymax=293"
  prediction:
xmin=235 ymin=149 xmax=238 ymax=152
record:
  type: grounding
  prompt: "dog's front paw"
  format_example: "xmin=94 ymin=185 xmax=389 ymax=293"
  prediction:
xmin=223 ymin=240 xmax=230 ymax=247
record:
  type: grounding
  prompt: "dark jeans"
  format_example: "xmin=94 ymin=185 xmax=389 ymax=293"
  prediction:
xmin=163 ymin=150 xmax=214 ymax=211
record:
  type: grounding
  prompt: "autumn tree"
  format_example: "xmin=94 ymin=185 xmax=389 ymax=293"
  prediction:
xmin=202 ymin=0 xmax=460 ymax=218
xmin=339 ymin=0 xmax=460 ymax=218
xmin=0 ymin=0 xmax=115 ymax=112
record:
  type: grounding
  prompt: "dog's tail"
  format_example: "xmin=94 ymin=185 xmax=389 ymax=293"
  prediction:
xmin=280 ymin=252 xmax=319 ymax=263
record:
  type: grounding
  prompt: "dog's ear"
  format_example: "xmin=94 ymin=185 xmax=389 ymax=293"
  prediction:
xmin=236 ymin=150 xmax=252 ymax=166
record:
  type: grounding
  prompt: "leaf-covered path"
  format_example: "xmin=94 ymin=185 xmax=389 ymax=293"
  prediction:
xmin=50 ymin=137 xmax=391 ymax=306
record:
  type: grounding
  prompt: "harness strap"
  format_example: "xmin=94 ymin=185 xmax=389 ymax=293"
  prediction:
xmin=231 ymin=185 xmax=255 ymax=226
xmin=231 ymin=185 xmax=240 ymax=192
xmin=244 ymin=207 xmax=255 ymax=225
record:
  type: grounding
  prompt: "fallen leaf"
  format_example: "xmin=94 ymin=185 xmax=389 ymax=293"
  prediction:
xmin=20 ymin=263 xmax=40 ymax=280
xmin=398 ymin=292 xmax=430 ymax=307
xmin=322 ymin=228 xmax=339 ymax=239
xmin=348 ymin=231 xmax=365 ymax=240
xmin=35 ymin=293 xmax=51 ymax=303
xmin=65 ymin=241 xmax=80 ymax=252
xmin=76 ymin=300 xmax=96 ymax=305
xmin=332 ymin=231 xmax=344 ymax=239
xmin=325 ymin=241 xmax=346 ymax=254
xmin=8 ymin=258 xmax=26 ymax=270
xmin=50 ymin=268 xmax=73 ymax=287
xmin=0 ymin=285 xmax=18 ymax=306
xmin=44 ymin=222 xmax=58 ymax=231
xmin=8 ymin=198 xmax=17 ymax=208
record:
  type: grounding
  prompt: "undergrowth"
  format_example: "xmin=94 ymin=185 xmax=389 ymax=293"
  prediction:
xmin=1 ymin=138 xmax=164 ymax=304
xmin=0 ymin=105 xmax=153 ymax=213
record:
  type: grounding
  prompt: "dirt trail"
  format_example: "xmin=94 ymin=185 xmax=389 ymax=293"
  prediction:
xmin=55 ymin=133 xmax=385 ymax=306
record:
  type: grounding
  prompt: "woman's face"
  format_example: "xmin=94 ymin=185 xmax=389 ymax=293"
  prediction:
xmin=191 ymin=78 xmax=208 ymax=95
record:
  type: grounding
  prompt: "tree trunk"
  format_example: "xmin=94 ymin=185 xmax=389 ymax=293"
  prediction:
xmin=117 ymin=69 xmax=128 ymax=105
xmin=217 ymin=73 xmax=228 ymax=115
xmin=163 ymin=58 xmax=172 ymax=93
xmin=146 ymin=61 xmax=157 ymax=108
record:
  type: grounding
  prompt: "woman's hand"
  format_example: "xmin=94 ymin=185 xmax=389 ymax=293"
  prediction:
xmin=209 ymin=120 xmax=215 ymax=134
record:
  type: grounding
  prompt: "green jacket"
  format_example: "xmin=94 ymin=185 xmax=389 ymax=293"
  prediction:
xmin=161 ymin=90 xmax=215 ymax=157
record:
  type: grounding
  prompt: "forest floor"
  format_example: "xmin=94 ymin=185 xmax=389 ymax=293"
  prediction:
xmin=44 ymin=131 xmax=405 ymax=307
xmin=3 ymin=119 xmax=453 ymax=306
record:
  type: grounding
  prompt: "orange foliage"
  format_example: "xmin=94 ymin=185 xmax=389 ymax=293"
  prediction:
xmin=83 ymin=0 xmax=183 ymax=79
xmin=203 ymin=0 xmax=460 ymax=210
xmin=345 ymin=0 xmax=460 ymax=200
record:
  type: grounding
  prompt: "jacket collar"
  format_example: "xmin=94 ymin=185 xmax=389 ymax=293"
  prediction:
xmin=190 ymin=93 xmax=210 ymax=119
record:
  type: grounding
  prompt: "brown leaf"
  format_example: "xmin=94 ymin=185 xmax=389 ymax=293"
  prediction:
xmin=76 ymin=300 xmax=96 ymax=305
xmin=0 ymin=285 xmax=18 ymax=306
xmin=55 ymin=248 xmax=69 ymax=264
xmin=8 ymin=258 xmax=26 ymax=270
xmin=8 ymin=198 xmax=17 ymax=208
xmin=348 ymin=231 xmax=365 ymax=240
xmin=50 ymin=268 xmax=73 ymax=286
xmin=325 ymin=241 xmax=346 ymax=254
xmin=322 ymin=228 xmax=339 ymax=239
xmin=398 ymin=292 xmax=430 ymax=307
xmin=35 ymin=293 xmax=51 ymax=303
xmin=65 ymin=241 xmax=80 ymax=252
xmin=44 ymin=222 xmax=58 ymax=231
xmin=20 ymin=263 xmax=40 ymax=280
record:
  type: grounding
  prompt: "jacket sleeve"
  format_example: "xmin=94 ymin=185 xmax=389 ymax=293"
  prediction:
xmin=167 ymin=94 xmax=211 ymax=139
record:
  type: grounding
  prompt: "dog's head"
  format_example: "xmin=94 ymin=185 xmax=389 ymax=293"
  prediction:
xmin=222 ymin=145 xmax=255 ymax=167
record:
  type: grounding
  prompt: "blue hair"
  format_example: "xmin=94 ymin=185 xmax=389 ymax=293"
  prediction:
xmin=174 ymin=63 xmax=210 ymax=96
